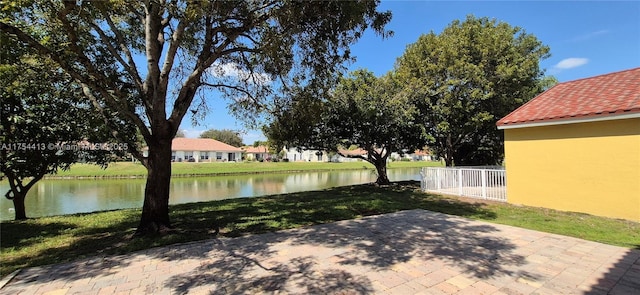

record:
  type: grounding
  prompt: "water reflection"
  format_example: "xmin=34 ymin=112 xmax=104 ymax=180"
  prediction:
xmin=0 ymin=168 xmax=420 ymax=220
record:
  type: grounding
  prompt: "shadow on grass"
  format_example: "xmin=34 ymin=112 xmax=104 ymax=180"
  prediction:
xmin=169 ymin=180 xmax=497 ymax=238
xmin=0 ymin=209 xmax=143 ymax=282
xmin=1 ymin=221 xmax=79 ymax=250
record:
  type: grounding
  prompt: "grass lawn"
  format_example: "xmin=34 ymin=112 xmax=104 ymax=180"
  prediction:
xmin=1 ymin=181 xmax=638 ymax=277
xmin=51 ymin=160 xmax=443 ymax=178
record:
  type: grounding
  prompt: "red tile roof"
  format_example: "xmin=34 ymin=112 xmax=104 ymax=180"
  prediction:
xmin=171 ymin=138 xmax=242 ymax=152
xmin=412 ymin=149 xmax=431 ymax=156
xmin=497 ymin=67 xmax=640 ymax=128
xmin=243 ymin=146 xmax=269 ymax=153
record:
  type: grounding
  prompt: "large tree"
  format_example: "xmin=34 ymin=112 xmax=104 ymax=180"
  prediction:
xmin=1 ymin=1 xmax=391 ymax=234
xmin=395 ymin=15 xmax=551 ymax=166
xmin=266 ymin=69 xmax=428 ymax=184
xmin=200 ymin=129 xmax=243 ymax=147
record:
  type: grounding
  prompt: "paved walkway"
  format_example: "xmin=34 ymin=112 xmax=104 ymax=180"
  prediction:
xmin=2 ymin=210 xmax=639 ymax=294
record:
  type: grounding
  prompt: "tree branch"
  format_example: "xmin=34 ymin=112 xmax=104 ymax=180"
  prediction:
xmin=143 ymin=1 xmax=166 ymax=124
xmin=127 ymin=3 xmax=145 ymax=24
xmin=79 ymin=81 xmax=150 ymax=164
xmin=23 ymin=170 xmax=46 ymax=194
xmin=337 ymin=152 xmax=367 ymax=161
xmin=166 ymin=28 xmax=245 ymax=127
xmin=159 ymin=16 xmax=187 ymax=88
xmin=1 ymin=22 xmax=132 ymax=122
xmin=99 ymin=8 xmax=144 ymax=90
xmin=200 ymin=82 xmax=256 ymax=100
xmin=4 ymin=171 xmax=20 ymax=200
xmin=160 ymin=0 xmax=177 ymax=27
xmin=167 ymin=7 xmax=271 ymax=133
xmin=89 ymin=22 xmax=143 ymax=92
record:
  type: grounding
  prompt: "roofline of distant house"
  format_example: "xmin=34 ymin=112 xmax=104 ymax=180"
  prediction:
xmin=497 ymin=111 xmax=640 ymax=130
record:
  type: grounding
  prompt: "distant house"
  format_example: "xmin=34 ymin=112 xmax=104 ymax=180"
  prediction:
xmin=497 ymin=67 xmax=640 ymax=222
xmin=410 ymin=149 xmax=433 ymax=161
xmin=284 ymin=147 xmax=328 ymax=162
xmin=333 ymin=148 xmax=368 ymax=162
xmin=333 ymin=148 xmax=433 ymax=162
xmin=243 ymin=146 xmax=271 ymax=161
xmin=143 ymin=138 xmax=242 ymax=162
xmin=389 ymin=151 xmax=411 ymax=161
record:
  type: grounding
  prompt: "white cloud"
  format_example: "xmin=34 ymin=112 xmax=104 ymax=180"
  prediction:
xmin=210 ymin=62 xmax=272 ymax=85
xmin=568 ymin=30 xmax=609 ymax=42
xmin=554 ymin=58 xmax=589 ymax=70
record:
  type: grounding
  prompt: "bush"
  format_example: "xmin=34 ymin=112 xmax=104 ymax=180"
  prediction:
xmin=282 ymin=158 xmax=289 ymax=162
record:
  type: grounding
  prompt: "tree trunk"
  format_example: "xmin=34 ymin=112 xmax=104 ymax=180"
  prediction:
xmin=136 ymin=137 xmax=173 ymax=235
xmin=444 ymin=154 xmax=454 ymax=167
xmin=5 ymin=172 xmax=44 ymax=221
xmin=374 ymin=159 xmax=390 ymax=185
xmin=12 ymin=192 xmax=27 ymax=220
xmin=445 ymin=135 xmax=455 ymax=167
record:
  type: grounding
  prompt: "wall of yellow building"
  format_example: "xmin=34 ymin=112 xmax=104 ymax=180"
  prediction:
xmin=503 ymin=118 xmax=640 ymax=222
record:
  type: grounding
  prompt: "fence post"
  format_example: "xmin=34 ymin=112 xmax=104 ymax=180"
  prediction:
xmin=503 ymin=170 xmax=507 ymax=201
xmin=458 ymin=168 xmax=463 ymax=196
xmin=481 ymin=169 xmax=487 ymax=199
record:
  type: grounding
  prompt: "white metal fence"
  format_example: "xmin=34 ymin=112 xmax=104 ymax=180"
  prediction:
xmin=420 ymin=167 xmax=507 ymax=202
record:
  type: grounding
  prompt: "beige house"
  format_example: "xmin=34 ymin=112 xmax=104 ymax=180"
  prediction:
xmin=143 ymin=138 xmax=242 ymax=162
xmin=243 ymin=146 xmax=271 ymax=161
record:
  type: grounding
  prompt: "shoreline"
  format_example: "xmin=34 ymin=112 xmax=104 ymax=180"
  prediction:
xmin=42 ymin=167 xmax=380 ymax=180
xmin=33 ymin=161 xmax=442 ymax=180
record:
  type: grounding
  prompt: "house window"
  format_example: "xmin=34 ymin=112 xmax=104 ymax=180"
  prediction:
xmin=171 ymin=151 xmax=176 ymax=162
xmin=216 ymin=152 xmax=223 ymax=160
xmin=201 ymin=152 xmax=209 ymax=160
xmin=185 ymin=151 xmax=194 ymax=161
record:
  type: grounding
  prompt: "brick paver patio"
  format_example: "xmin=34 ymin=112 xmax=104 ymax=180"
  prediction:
xmin=1 ymin=209 xmax=639 ymax=294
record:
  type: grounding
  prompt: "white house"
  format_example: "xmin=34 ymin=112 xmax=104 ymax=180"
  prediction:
xmin=410 ymin=149 xmax=433 ymax=161
xmin=284 ymin=147 xmax=328 ymax=162
xmin=143 ymin=138 xmax=242 ymax=162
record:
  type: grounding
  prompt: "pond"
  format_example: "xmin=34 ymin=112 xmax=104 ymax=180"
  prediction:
xmin=0 ymin=168 xmax=422 ymax=220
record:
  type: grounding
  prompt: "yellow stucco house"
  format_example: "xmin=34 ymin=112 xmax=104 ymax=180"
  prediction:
xmin=497 ymin=67 xmax=640 ymax=222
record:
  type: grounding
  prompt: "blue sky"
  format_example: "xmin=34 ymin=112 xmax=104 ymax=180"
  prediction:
xmin=181 ymin=0 xmax=640 ymax=142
